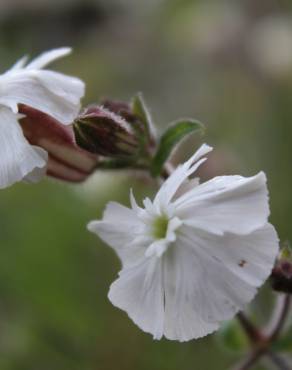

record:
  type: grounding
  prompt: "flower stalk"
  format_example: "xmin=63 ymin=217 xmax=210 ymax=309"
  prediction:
xmin=268 ymin=294 xmax=291 ymax=342
xmin=233 ymin=294 xmax=292 ymax=369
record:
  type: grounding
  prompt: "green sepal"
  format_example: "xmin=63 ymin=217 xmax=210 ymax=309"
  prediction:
xmin=131 ymin=93 xmax=156 ymax=140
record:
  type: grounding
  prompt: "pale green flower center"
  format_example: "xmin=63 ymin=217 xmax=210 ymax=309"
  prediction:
xmin=152 ymin=215 xmax=169 ymax=239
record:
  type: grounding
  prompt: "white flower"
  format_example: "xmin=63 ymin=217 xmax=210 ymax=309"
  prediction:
xmin=88 ymin=144 xmax=279 ymax=342
xmin=0 ymin=47 xmax=85 ymax=188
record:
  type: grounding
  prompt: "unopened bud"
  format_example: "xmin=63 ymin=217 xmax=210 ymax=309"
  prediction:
xmin=102 ymin=99 xmax=131 ymax=116
xmin=73 ymin=105 xmax=140 ymax=158
xmin=19 ymin=105 xmax=98 ymax=183
xmin=101 ymin=99 xmax=142 ymax=129
xmin=271 ymin=243 xmax=292 ymax=294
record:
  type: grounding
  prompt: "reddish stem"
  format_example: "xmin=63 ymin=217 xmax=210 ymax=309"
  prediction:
xmin=236 ymin=312 xmax=266 ymax=344
xmin=232 ymin=348 xmax=265 ymax=370
xmin=269 ymin=294 xmax=291 ymax=342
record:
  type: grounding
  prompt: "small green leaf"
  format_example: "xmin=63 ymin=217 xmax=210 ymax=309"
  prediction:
xmin=216 ymin=319 xmax=249 ymax=353
xmin=131 ymin=93 xmax=156 ymax=140
xmin=151 ymin=119 xmax=204 ymax=177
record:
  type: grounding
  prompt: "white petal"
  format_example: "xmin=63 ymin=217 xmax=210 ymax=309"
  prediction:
xmin=163 ymin=245 xmax=219 ymax=341
xmin=180 ymin=224 xmax=278 ymax=288
xmin=22 ymin=146 xmax=48 ymax=183
xmin=108 ymin=258 xmax=165 ymax=340
xmin=166 ymin=217 xmax=182 ymax=241
xmin=154 ymin=144 xmax=212 ymax=208
xmin=176 ymin=172 xmax=270 ymax=235
xmin=145 ymin=239 xmax=169 ymax=258
xmin=88 ymin=202 xmax=145 ymax=267
xmin=173 ymin=177 xmax=200 ymax=199
xmin=0 ymin=107 xmax=47 ymax=188
xmin=130 ymin=189 xmax=142 ymax=212
xmin=175 ymin=227 xmax=261 ymax=325
xmin=0 ymin=70 xmax=84 ymax=124
xmin=9 ymin=55 xmax=29 ymax=72
xmin=103 ymin=200 xmax=139 ymax=224
xmin=25 ymin=47 xmax=72 ymax=70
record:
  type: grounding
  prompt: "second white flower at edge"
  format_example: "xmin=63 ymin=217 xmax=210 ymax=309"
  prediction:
xmin=88 ymin=144 xmax=279 ymax=342
xmin=0 ymin=47 xmax=84 ymax=189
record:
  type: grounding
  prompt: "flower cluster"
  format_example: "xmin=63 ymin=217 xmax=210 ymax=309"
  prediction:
xmin=0 ymin=47 xmax=280 ymax=343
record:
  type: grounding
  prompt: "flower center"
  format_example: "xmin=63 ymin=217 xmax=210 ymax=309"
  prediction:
xmin=152 ymin=215 xmax=169 ymax=240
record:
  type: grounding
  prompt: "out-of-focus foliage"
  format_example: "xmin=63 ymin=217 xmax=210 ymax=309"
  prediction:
xmin=216 ymin=319 xmax=249 ymax=354
xmin=0 ymin=0 xmax=292 ymax=369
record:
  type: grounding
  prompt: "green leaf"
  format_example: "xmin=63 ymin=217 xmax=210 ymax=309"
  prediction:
xmin=151 ymin=119 xmax=204 ymax=177
xmin=131 ymin=93 xmax=156 ymax=140
xmin=216 ymin=319 xmax=249 ymax=353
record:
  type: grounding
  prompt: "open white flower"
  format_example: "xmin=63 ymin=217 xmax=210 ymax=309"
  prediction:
xmin=0 ymin=47 xmax=85 ymax=188
xmin=88 ymin=144 xmax=279 ymax=342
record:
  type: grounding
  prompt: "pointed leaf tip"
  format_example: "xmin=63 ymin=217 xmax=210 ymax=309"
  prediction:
xmin=151 ymin=119 xmax=205 ymax=177
xmin=131 ymin=93 xmax=156 ymax=140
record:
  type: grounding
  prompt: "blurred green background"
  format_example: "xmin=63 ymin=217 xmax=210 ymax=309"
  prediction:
xmin=0 ymin=0 xmax=292 ymax=369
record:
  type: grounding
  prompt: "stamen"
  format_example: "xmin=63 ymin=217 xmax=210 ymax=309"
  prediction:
xmin=152 ymin=215 xmax=169 ymax=239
